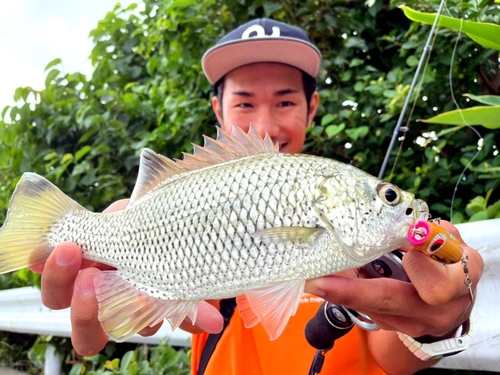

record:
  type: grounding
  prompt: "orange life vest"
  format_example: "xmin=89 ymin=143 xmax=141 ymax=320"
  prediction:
xmin=191 ymin=294 xmax=386 ymax=375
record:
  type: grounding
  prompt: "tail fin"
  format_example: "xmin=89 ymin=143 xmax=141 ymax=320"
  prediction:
xmin=0 ymin=173 xmax=85 ymax=273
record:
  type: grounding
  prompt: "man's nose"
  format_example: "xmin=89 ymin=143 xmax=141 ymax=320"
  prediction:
xmin=251 ymin=111 xmax=280 ymax=138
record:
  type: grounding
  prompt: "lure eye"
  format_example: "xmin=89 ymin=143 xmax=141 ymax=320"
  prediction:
xmin=377 ymin=183 xmax=401 ymax=206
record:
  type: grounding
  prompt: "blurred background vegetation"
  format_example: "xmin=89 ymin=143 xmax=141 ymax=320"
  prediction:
xmin=0 ymin=0 xmax=499 ymax=373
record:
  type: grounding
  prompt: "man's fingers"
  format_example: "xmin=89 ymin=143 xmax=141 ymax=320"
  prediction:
xmin=194 ymin=301 xmax=224 ymax=333
xmin=404 ymin=245 xmax=483 ymax=306
xmin=306 ymin=276 xmax=418 ymax=315
xmin=138 ymin=322 xmax=163 ymax=337
xmin=103 ymin=199 xmax=129 ymax=213
xmin=70 ymin=268 xmax=109 ymax=356
xmin=179 ymin=300 xmax=224 ymax=334
xmin=40 ymin=242 xmax=83 ymax=310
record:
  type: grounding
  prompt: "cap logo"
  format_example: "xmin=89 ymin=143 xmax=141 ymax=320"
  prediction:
xmin=241 ymin=25 xmax=280 ymax=39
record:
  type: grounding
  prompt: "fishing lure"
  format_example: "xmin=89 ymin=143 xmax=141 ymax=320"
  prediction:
xmin=407 ymin=220 xmax=463 ymax=264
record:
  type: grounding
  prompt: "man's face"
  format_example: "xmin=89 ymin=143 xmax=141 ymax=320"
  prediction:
xmin=212 ymin=63 xmax=318 ymax=154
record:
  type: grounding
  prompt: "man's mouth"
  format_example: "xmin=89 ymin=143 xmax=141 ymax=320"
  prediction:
xmin=278 ymin=142 xmax=288 ymax=151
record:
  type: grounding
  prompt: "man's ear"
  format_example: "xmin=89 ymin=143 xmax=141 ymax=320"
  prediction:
xmin=212 ymin=96 xmax=223 ymax=126
xmin=307 ymin=91 xmax=320 ymax=127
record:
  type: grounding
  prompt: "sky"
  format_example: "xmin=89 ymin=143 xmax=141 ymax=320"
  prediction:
xmin=0 ymin=0 xmax=137 ymax=110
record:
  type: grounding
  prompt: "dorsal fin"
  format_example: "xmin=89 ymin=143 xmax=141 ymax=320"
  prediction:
xmin=129 ymin=125 xmax=278 ymax=205
xmin=175 ymin=124 xmax=279 ymax=171
xmin=129 ymin=148 xmax=188 ymax=206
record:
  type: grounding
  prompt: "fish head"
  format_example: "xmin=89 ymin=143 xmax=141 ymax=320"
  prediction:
xmin=314 ymin=168 xmax=429 ymax=265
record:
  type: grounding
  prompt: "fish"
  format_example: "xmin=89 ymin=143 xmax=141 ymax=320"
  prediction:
xmin=0 ymin=125 xmax=428 ymax=341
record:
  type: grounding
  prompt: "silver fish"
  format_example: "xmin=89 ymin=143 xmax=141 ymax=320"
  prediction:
xmin=0 ymin=126 xmax=428 ymax=341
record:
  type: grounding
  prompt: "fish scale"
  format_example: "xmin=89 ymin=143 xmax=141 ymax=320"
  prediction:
xmin=0 ymin=125 xmax=427 ymax=341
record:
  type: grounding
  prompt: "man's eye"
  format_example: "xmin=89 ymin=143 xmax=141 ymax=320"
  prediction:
xmin=235 ymin=103 xmax=253 ymax=108
xmin=278 ymin=101 xmax=295 ymax=107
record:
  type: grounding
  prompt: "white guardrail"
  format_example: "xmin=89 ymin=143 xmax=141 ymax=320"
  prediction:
xmin=0 ymin=219 xmax=499 ymax=373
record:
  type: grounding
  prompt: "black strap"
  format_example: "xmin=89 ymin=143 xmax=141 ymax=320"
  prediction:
xmin=197 ymin=298 xmax=237 ymax=375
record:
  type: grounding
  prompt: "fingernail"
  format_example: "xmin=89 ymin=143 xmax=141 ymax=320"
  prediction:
xmin=55 ymin=248 xmax=75 ymax=266
xmin=78 ymin=273 xmax=96 ymax=297
xmin=310 ymin=288 xmax=326 ymax=298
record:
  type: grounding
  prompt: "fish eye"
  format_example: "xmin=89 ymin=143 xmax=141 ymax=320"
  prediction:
xmin=377 ymin=183 xmax=401 ymax=206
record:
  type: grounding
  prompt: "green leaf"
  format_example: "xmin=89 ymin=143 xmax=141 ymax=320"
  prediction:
xmin=345 ymin=126 xmax=369 ymax=140
xmin=467 ymin=196 xmax=487 ymax=213
xmin=463 ymin=94 xmax=500 ymax=106
xmin=146 ymin=56 xmax=158 ymax=76
xmin=321 ymin=113 xmax=337 ymax=126
xmin=345 ymin=37 xmax=367 ymax=49
xmin=469 ymin=210 xmax=488 ymax=222
xmin=1 ymin=105 xmax=9 ymax=120
xmin=75 ymin=146 xmax=92 ymax=162
xmin=421 ymin=106 xmax=500 ymax=129
xmin=68 ymin=363 xmax=83 ymax=375
xmin=349 ymin=58 xmax=364 ymax=67
xmin=61 ymin=153 xmax=74 ymax=165
xmin=406 ymin=55 xmax=419 ymax=67
xmin=451 ymin=211 xmax=465 ymax=224
xmin=486 ymin=200 xmax=500 ymax=218
xmin=45 ymin=69 xmax=60 ymax=87
xmin=105 ymin=358 xmax=120 ymax=371
xmin=325 ymin=124 xmax=345 ymax=138
xmin=120 ymin=351 xmax=135 ymax=372
xmin=262 ymin=2 xmax=283 ymax=16
xmin=44 ymin=58 xmax=62 ymax=71
xmin=400 ymin=5 xmax=500 ymax=51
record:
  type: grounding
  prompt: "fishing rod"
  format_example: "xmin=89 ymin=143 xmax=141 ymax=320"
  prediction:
xmin=378 ymin=0 xmax=447 ymax=180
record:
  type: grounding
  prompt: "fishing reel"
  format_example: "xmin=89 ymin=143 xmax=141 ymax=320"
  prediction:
xmin=305 ymin=250 xmax=409 ymax=375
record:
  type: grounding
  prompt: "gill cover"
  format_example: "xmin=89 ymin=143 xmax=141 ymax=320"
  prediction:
xmin=313 ymin=172 xmax=416 ymax=265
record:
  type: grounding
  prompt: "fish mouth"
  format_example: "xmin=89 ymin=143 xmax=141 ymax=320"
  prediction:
xmin=407 ymin=199 xmax=429 ymax=222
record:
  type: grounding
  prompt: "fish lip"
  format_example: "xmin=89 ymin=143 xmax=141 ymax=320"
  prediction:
xmin=406 ymin=198 xmax=430 ymax=224
xmin=409 ymin=199 xmax=429 ymax=222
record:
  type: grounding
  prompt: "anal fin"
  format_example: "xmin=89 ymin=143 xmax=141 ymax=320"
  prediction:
xmin=95 ymin=271 xmax=198 ymax=341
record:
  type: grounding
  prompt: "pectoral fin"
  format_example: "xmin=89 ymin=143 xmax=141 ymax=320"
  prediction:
xmin=252 ymin=227 xmax=325 ymax=247
xmin=236 ymin=279 xmax=305 ymax=340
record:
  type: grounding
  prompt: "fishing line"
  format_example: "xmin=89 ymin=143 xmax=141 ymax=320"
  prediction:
xmin=445 ymin=14 xmax=483 ymax=221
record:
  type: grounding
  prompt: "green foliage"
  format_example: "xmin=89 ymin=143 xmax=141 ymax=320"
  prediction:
xmin=303 ymin=0 xmax=499 ymax=219
xmin=402 ymin=5 xmax=500 ymax=129
xmin=457 ymin=190 xmax=500 ymax=223
xmin=0 ymin=268 xmax=40 ymax=291
xmin=67 ymin=339 xmax=189 ymax=375
xmin=423 ymin=105 xmax=500 ymax=129
xmin=0 ymin=332 xmax=40 ymax=374
xmin=400 ymin=5 xmax=500 ymax=50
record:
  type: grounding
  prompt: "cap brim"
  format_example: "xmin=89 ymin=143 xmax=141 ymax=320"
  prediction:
xmin=202 ymin=38 xmax=321 ymax=84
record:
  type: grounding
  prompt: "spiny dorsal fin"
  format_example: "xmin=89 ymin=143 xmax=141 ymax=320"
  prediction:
xmin=129 ymin=125 xmax=278 ymax=205
xmin=175 ymin=124 xmax=279 ymax=171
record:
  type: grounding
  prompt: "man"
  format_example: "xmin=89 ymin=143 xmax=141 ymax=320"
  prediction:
xmin=34 ymin=18 xmax=483 ymax=375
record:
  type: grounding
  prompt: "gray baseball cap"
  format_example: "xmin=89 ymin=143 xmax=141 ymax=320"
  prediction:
xmin=202 ymin=18 xmax=322 ymax=84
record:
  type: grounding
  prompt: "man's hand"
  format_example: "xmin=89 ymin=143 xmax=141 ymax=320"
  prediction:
xmin=30 ymin=199 xmax=224 ymax=356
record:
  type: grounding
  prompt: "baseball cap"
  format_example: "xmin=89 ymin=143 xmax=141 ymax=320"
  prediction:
xmin=202 ymin=18 xmax=322 ymax=85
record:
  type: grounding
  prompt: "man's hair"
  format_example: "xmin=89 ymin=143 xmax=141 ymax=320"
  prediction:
xmin=213 ymin=71 xmax=317 ymax=117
